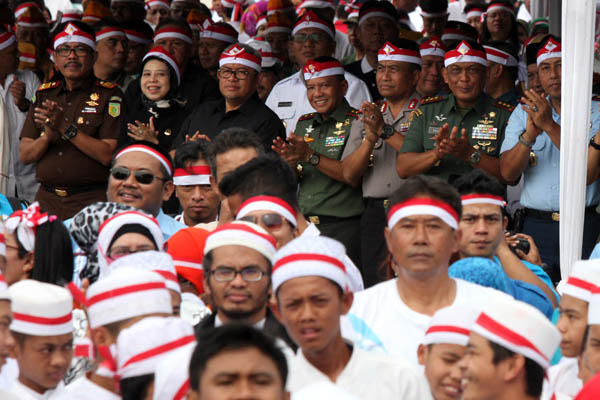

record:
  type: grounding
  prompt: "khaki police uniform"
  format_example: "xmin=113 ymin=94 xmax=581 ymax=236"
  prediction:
xmin=20 ymin=76 xmax=123 ymax=219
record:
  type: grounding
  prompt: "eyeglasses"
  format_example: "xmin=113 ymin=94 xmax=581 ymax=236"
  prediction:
xmin=293 ymin=33 xmax=326 ymax=43
xmin=211 ymin=266 xmax=265 ymax=282
xmin=55 ymin=46 xmax=91 ymax=57
xmin=110 ymin=166 xmax=167 ymax=185
xmin=108 ymin=245 xmax=156 ymax=259
xmin=239 ymin=213 xmax=286 ymax=231
xmin=217 ymin=68 xmax=252 ymax=80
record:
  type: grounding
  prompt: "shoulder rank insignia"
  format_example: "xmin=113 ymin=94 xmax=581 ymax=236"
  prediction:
xmin=493 ymin=100 xmax=516 ymax=112
xmin=408 ymin=98 xmax=419 ymax=110
xmin=37 ymin=81 xmax=60 ymax=91
xmin=380 ymin=101 xmax=388 ymax=113
xmin=420 ymin=95 xmax=444 ymax=105
xmin=97 ymin=80 xmax=119 ymax=89
xmin=346 ymin=109 xmax=360 ymax=118
xmin=298 ymin=112 xmax=315 ymax=121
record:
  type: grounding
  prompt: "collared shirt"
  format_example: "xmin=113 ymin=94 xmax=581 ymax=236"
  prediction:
xmin=541 ymin=357 xmax=581 ymax=400
xmin=296 ymin=100 xmax=364 ymax=218
xmin=334 ymin=30 xmax=354 ymax=62
xmin=20 ymin=76 xmax=123 ymax=187
xmin=342 ymin=93 xmax=421 ymax=198
xmin=287 ymin=345 xmax=432 ymax=399
xmin=496 ymin=90 xmax=521 ymax=107
xmin=266 ymin=70 xmax=371 ymax=134
xmin=401 ymin=93 xmax=512 ymax=182
xmin=500 ymin=101 xmax=600 ymax=210
xmin=176 ymin=93 xmax=285 ymax=151
xmin=59 ymin=374 xmax=120 ymax=400
xmin=345 ymin=57 xmax=380 ymax=102
xmin=156 ymin=209 xmax=186 ymax=240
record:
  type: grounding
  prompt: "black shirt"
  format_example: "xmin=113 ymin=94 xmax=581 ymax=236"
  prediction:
xmin=175 ymin=93 xmax=286 ymax=151
xmin=124 ymin=63 xmax=220 ymax=114
xmin=345 ymin=59 xmax=382 ymax=102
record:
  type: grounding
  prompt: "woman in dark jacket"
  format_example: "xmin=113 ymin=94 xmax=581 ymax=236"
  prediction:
xmin=120 ymin=46 xmax=187 ymax=149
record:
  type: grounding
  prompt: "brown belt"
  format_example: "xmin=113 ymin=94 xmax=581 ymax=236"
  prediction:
xmin=41 ymin=183 xmax=106 ymax=197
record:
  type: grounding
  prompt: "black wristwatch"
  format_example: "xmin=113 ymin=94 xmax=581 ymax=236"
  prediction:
xmin=62 ymin=124 xmax=78 ymax=141
xmin=309 ymin=152 xmax=320 ymax=166
xmin=470 ymin=149 xmax=481 ymax=164
xmin=591 ymin=138 xmax=600 ymax=151
xmin=380 ymin=123 xmax=395 ymax=140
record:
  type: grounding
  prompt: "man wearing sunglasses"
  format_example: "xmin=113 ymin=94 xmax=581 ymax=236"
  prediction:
xmin=106 ymin=141 xmax=185 ymax=239
xmin=266 ymin=10 xmax=371 ymax=134
xmin=19 ymin=21 xmax=123 ymax=220
xmin=195 ymin=221 xmax=296 ymax=350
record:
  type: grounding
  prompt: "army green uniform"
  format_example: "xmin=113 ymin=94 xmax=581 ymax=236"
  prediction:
xmin=400 ymin=93 xmax=514 ymax=182
xmin=296 ymin=99 xmax=364 ymax=270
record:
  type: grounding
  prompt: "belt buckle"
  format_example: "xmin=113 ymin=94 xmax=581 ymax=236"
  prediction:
xmin=552 ymin=212 xmax=560 ymax=222
xmin=55 ymin=188 xmax=68 ymax=197
xmin=308 ymin=216 xmax=320 ymax=225
xmin=383 ymin=199 xmax=388 ymax=209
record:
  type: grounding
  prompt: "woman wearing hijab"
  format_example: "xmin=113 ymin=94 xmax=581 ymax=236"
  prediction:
xmin=120 ymin=46 xmax=187 ymax=149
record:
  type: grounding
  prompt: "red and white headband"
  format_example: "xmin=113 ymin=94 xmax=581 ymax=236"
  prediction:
xmin=486 ymin=3 xmax=514 ymax=16
xmin=62 ymin=9 xmax=83 ymax=22
xmin=5 ymin=202 xmax=57 ymax=252
xmin=387 ymin=198 xmax=459 ymax=230
xmin=303 ymin=59 xmax=344 ymax=81
xmin=461 ymin=194 xmax=505 ymax=207
xmin=146 ymin=0 xmax=170 ymax=8
xmin=19 ymin=51 xmax=35 ymax=65
xmin=125 ymin=29 xmax=153 ymax=44
xmin=0 ymin=31 xmax=16 ymax=52
xmin=419 ymin=37 xmax=446 ymax=58
xmin=204 ymin=221 xmax=277 ymax=261
xmin=484 ymin=45 xmax=518 ymax=67
xmin=420 ymin=10 xmax=448 ymax=18
xmin=466 ymin=8 xmax=484 ymax=20
xmin=199 ymin=20 xmax=238 ymax=43
xmin=14 ymin=2 xmax=39 ymax=18
xmin=537 ymin=38 xmax=561 ymax=66
xmin=219 ymin=44 xmax=261 ymax=72
xmin=358 ymin=8 xmax=396 ymax=27
xmin=378 ymin=42 xmax=421 ymax=65
xmin=267 ymin=22 xmax=292 ymax=34
xmin=423 ymin=305 xmax=479 ymax=347
xmin=173 ymin=165 xmax=211 ymax=186
xmin=114 ymin=144 xmax=173 ymax=176
xmin=96 ymin=27 xmax=126 ymax=42
xmin=560 ymin=260 xmax=600 ymax=302
xmin=154 ymin=26 xmax=193 ymax=44
xmin=143 ymin=46 xmax=181 ymax=85
xmin=272 ymin=252 xmax=347 ymax=293
xmin=16 ymin=13 xmax=47 ymax=28
xmin=54 ymin=23 xmax=96 ymax=50
xmin=444 ymin=40 xmax=487 ymax=67
xmin=292 ymin=12 xmax=335 ymax=40
xmin=0 ymin=231 xmax=5 ymax=258
xmin=236 ymin=195 xmax=297 ymax=227
xmin=297 ymin=0 xmax=335 ymax=10
xmin=0 ymin=274 xmax=8 ymax=301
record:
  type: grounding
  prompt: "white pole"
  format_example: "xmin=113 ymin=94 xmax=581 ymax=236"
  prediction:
xmin=560 ymin=0 xmax=595 ymax=279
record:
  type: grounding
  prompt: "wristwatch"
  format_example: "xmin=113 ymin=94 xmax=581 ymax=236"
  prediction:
xmin=590 ymin=138 xmax=600 ymax=151
xmin=309 ymin=152 xmax=321 ymax=166
xmin=518 ymin=132 xmax=535 ymax=149
xmin=470 ymin=149 xmax=481 ymax=164
xmin=62 ymin=124 xmax=78 ymax=141
xmin=380 ymin=123 xmax=395 ymax=140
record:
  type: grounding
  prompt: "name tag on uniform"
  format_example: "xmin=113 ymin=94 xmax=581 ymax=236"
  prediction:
xmin=472 ymin=124 xmax=497 ymax=140
xmin=278 ymin=102 xmax=292 ymax=107
xmin=428 ymin=125 xmax=441 ymax=136
xmin=325 ymin=135 xmax=345 ymax=147
xmin=82 ymin=107 xmax=97 ymax=114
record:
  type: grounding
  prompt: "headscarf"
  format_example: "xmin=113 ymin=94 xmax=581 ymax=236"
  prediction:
xmin=139 ymin=47 xmax=186 ymax=113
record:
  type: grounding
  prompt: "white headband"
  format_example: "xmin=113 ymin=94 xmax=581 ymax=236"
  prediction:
xmin=460 ymin=194 xmax=505 ymax=207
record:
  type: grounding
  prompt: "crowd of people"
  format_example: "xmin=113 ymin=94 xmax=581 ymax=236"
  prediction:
xmin=0 ymin=0 xmax=598 ymax=398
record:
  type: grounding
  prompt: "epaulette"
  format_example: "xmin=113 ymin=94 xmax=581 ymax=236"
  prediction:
xmin=36 ymin=81 xmax=60 ymax=91
xmin=346 ymin=109 xmax=360 ymax=118
xmin=420 ymin=95 xmax=444 ymax=105
xmin=96 ymin=80 xmax=118 ymax=89
xmin=298 ymin=113 xmax=315 ymax=121
xmin=493 ymin=100 xmax=516 ymax=112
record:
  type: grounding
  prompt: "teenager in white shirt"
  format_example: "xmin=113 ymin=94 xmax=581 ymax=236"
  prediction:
xmin=272 ymin=235 xmax=431 ymax=399
xmin=342 ymin=175 xmax=495 ymax=365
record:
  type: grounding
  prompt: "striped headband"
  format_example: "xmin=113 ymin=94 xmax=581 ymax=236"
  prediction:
xmin=387 ymin=198 xmax=459 ymax=230
xmin=96 ymin=27 xmax=126 ymax=42
xmin=125 ymin=29 xmax=153 ymax=44
xmin=219 ymin=44 xmax=261 ymax=72
xmin=303 ymin=59 xmax=344 ymax=81
xmin=14 ymin=2 xmax=39 ymax=18
xmin=146 ymin=0 xmax=170 ymax=8
xmin=461 ymin=194 xmax=505 ymax=207
xmin=143 ymin=46 xmax=181 ymax=86
xmin=236 ymin=195 xmax=297 ymax=227
xmin=378 ymin=41 xmax=421 ymax=65
xmin=204 ymin=222 xmax=277 ymax=260
xmin=444 ymin=40 xmax=487 ymax=67
xmin=537 ymin=38 xmax=561 ymax=66
xmin=272 ymin=252 xmax=347 ymax=293
xmin=358 ymin=8 xmax=396 ymax=26
xmin=486 ymin=2 xmax=514 ymax=15
xmin=199 ymin=20 xmax=238 ymax=43
xmin=54 ymin=24 xmax=96 ymax=50
xmin=154 ymin=26 xmax=193 ymax=44
xmin=0 ymin=232 xmax=5 ymax=257
xmin=466 ymin=8 xmax=484 ymax=19
xmin=114 ymin=144 xmax=173 ymax=176
xmin=420 ymin=10 xmax=448 ymax=18
xmin=0 ymin=31 xmax=15 ymax=52
xmin=484 ymin=45 xmax=518 ymax=66
xmin=173 ymin=166 xmax=211 ymax=186
xmin=292 ymin=11 xmax=335 ymax=40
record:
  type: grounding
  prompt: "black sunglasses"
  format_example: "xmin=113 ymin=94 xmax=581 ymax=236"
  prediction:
xmin=239 ymin=213 xmax=286 ymax=230
xmin=110 ymin=166 xmax=167 ymax=185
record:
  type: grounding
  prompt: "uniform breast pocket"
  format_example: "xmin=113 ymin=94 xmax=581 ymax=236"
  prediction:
xmin=77 ymin=113 xmax=103 ymax=138
xmin=277 ymin=103 xmax=296 ymax=121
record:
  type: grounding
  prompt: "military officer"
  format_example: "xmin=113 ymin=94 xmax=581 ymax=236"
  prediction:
xmin=340 ymin=38 xmax=422 ymax=287
xmin=19 ymin=21 xmax=123 ymax=220
xmin=398 ymin=40 xmax=513 ymax=183
xmin=272 ymin=57 xmax=364 ymax=271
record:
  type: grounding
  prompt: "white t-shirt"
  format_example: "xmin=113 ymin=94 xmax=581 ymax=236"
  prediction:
xmin=8 ymin=379 xmax=66 ymax=400
xmin=341 ymin=278 xmax=496 ymax=366
xmin=541 ymin=357 xmax=582 ymax=400
xmin=287 ymin=346 xmax=432 ymax=399
xmin=0 ymin=358 xmax=18 ymax=390
xmin=55 ymin=374 xmax=119 ymax=400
